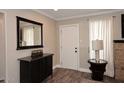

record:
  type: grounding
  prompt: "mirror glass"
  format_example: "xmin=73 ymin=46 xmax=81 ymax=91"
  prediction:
xmin=17 ymin=17 xmax=43 ymax=50
xmin=19 ymin=21 xmax=41 ymax=46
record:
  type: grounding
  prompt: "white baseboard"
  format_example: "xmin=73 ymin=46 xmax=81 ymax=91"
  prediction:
xmin=53 ymin=64 xmax=61 ymax=70
xmin=53 ymin=65 xmax=91 ymax=74
xmin=0 ymin=77 xmax=4 ymax=81
xmin=53 ymin=65 xmax=114 ymax=78
xmin=79 ymin=68 xmax=91 ymax=73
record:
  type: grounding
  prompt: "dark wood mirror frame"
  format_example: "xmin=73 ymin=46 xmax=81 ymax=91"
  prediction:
xmin=16 ymin=16 xmax=43 ymax=50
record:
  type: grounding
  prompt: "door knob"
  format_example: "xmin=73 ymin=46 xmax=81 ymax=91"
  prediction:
xmin=75 ymin=51 xmax=77 ymax=53
xmin=75 ymin=48 xmax=77 ymax=49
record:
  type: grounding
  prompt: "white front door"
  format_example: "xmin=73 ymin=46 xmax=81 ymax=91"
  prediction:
xmin=60 ymin=24 xmax=79 ymax=70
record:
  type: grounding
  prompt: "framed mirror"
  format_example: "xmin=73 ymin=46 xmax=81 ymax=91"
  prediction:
xmin=17 ymin=16 xmax=43 ymax=50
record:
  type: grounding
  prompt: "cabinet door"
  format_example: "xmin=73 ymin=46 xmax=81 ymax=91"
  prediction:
xmin=31 ymin=60 xmax=41 ymax=83
xmin=20 ymin=61 xmax=31 ymax=83
xmin=46 ymin=56 xmax=53 ymax=77
xmin=30 ymin=56 xmax=53 ymax=83
xmin=31 ymin=59 xmax=46 ymax=83
xmin=39 ymin=58 xmax=46 ymax=81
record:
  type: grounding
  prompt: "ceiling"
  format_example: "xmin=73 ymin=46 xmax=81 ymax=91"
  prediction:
xmin=35 ymin=9 xmax=121 ymax=20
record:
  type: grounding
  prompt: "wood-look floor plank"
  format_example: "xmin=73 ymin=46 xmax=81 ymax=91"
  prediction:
xmin=46 ymin=68 xmax=124 ymax=83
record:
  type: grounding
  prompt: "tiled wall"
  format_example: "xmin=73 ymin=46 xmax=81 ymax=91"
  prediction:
xmin=114 ymin=42 xmax=124 ymax=80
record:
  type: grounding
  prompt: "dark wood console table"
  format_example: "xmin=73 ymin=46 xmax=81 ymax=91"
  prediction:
xmin=88 ymin=59 xmax=107 ymax=81
xmin=18 ymin=53 xmax=53 ymax=83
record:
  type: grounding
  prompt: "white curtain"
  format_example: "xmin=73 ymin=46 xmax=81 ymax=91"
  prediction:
xmin=89 ymin=16 xmax=114 ymax=77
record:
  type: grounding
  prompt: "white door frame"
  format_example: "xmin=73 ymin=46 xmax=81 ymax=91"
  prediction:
xmin=0 ymin=10 xmax=6 ymax=82
xmin=59 ymin=24 xmax=80 ymax=70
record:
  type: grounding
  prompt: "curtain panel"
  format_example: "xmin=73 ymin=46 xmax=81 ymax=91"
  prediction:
xmin=89 ymin=17 xmax=114 ymax=77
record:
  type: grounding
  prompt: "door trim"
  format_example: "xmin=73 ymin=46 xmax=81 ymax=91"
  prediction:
xmin=59 ymin=24 xmax=80 ymax=70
